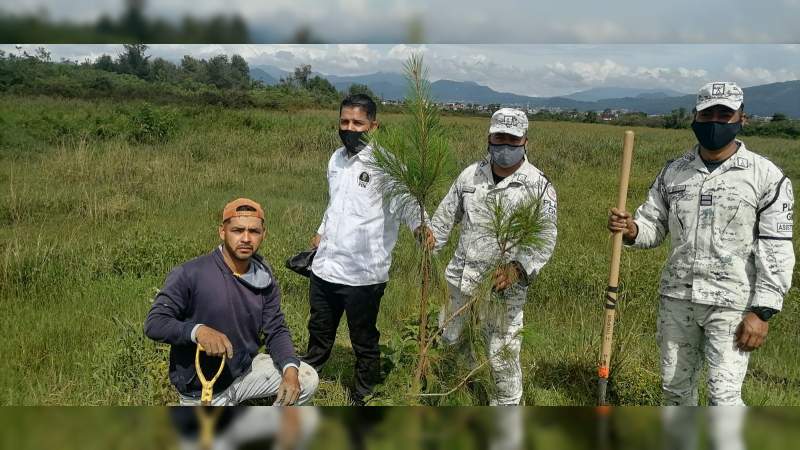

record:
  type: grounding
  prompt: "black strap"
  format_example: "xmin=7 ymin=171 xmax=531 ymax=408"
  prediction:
xmin=604 ymin=294 xmax=617 ymax=309
xmin=757 ymin=176 xmax=787 ymax=216
xmin=753 ymin=176 xmax=787 ymax=239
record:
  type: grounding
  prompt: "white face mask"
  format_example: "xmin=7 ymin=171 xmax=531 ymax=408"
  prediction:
xmin=488 ymin=143 xmax=525 ymax=168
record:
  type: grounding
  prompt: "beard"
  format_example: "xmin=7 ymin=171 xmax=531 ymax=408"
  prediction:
xmin=224 ymin=241 xmax=254 ymax=261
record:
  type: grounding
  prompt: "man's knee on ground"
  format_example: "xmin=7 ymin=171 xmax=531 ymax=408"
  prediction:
xmin=298 ymin=362 xmax=320 ymax=403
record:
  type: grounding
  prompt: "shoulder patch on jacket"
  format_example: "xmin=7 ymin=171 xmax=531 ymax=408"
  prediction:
xmin=734 ymin=157 xmax=750 ymax=169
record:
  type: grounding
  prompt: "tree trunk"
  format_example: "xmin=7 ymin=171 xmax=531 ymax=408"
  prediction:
xmin=413 ymin=201 xmax=430 ymax=395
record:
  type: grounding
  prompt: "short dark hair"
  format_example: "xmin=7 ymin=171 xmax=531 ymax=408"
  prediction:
xmin=340 ymin=94 xmax=377 ymax=121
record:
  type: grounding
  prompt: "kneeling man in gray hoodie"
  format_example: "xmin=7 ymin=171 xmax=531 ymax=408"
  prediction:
xmin=145 ymin=197 xmax=319 ymax=405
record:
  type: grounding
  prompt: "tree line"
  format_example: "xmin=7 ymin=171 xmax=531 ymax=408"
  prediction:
xmin=448 ymin=106 xmax=799 ymax=140
xmin=0 ymin=45 xmax=376 ymax=110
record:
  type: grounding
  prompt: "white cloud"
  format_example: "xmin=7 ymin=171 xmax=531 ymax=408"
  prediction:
xmin=4 ymin=44 xmax=798 ymax=98
xmin=387 ymin=44 xmax=428 ymax=60
xmin=724 ymin=65 xmax=800 ymax=86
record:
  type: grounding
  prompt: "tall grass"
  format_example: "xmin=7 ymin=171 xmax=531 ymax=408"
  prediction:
xmin=1 ymin=94 xmax=798 ymax=405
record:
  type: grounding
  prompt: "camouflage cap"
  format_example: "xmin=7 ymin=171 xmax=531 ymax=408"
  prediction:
xmin=489 ymin=108 xmax=529 ymax=137
xmin=696 ymin=81 xmax=744 ymax=112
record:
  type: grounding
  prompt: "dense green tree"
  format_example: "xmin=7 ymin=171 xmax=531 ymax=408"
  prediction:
xmin=148 ymin=58 xmax=179 ymax=83
xmin=293 ymin=64 xmax=312 ymax=87
xmin=664 ymin=107 xmax=689 ymax=129
xmin=116 ymin=44 xmax=150 ymax=79
xmin=93 ymin=54 xmax=116 ymax=72
xmin=230 ymin=54 xmax=250 ymax=86
xmin=205 ymin=55 xmax=233 ymax=89
xmin=347 ymin=83 xmax=378 ymax=100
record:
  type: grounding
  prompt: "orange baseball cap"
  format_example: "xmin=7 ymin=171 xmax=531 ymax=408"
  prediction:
xmin=222 ymin=198 xmax=264 ymax=222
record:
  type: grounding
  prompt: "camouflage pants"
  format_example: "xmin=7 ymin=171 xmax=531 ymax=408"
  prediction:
xmin=657 ymin=296 xmax=750 ymax=406
xmin=439 ymin=282 xmax=526 ymax=405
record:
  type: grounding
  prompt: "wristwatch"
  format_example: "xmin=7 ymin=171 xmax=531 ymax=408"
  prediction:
xmin=749 ymin=307 xmax=779 ymax=322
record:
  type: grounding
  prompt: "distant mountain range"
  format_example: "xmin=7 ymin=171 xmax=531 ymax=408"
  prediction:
xmin=563 ymin=87 xmax=687 ymax=102
xmin=249 ymin=65 xmax=800 ymax=118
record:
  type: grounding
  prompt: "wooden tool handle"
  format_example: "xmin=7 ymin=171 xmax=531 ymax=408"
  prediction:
xmin=598 ymin=130 xmax=635 ymax=405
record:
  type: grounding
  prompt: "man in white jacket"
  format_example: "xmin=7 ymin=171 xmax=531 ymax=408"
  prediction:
xmin=430 ymin=108 xmax=558 ymax=405
xmin=305 ymin=94 xmax=432 ymax=405
xmin=608 ymin=82 xmax=795 ymax=405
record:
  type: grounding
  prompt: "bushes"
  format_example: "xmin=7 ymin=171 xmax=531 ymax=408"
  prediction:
xmin=740 ymin=120 xmax=800 ymax=139
xmin=127 ymin=105 xmax=177 ymax=144
xmin=5 ymin=100 xmax=180 ymax=146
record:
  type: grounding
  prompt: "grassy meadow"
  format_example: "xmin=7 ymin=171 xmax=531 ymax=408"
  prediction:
xmin=1 ymin=94 xmax=798 ymax=406
xmin=4 ymin=407 xmax=800 ymax=450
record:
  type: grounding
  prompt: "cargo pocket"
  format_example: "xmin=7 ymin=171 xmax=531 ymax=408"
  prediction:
xmin=715 ymin=200 xmax=749 ymax=255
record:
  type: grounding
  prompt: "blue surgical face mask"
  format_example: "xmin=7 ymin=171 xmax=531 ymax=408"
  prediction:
xmin=488 ymin=143 xmax=525 ymax=168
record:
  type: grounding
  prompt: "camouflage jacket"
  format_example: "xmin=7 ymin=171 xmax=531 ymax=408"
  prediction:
xmin=430 ymin=156 xmax=557 ymax=296
xmin=631 ymin=141 xmax=795 ymax=310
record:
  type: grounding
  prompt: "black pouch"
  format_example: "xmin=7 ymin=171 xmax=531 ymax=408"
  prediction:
xmin=285 ymin=248 xmax=316 ymax=277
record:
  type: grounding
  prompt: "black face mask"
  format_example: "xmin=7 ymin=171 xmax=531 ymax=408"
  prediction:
xmin=339 ymin=129 xmax=366 ymax=155
xmin=691 ymin=121 xmax=742 ymax=151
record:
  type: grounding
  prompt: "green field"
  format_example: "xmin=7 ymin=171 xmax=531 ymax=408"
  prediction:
xmin=4 ymin=407 xmax=800 ymax=450
xmin=1 ymin=95 xmax=798 ymax=406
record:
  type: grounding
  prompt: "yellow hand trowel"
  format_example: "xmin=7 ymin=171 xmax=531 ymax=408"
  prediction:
xmin=195 ymin=343 xmax=226 ymax=405
xmin=194 ymin=343 xmax=226 ymax=450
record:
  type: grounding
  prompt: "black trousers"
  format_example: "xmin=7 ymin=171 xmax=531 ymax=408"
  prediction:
xmin=304 ymin=272 xmax=386 ymax=402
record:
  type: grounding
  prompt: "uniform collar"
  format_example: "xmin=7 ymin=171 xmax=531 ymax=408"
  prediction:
xmin=479 ymin=154 xmax=535 ymax=186
xmin=689 ymin=140 xmax=752 ymax=176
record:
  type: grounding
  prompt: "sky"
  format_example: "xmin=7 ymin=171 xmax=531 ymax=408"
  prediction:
xmin=6 ymin=0 xmax=800 ymax=43
xmin=5 ymin=44 xmax=799 ymax=98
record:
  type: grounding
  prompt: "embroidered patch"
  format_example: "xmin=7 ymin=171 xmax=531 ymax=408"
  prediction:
xmin=700 ymin=194 xmax=713 ymax=206
xmin=502 ymin=115 xmax=520 ymax=127
xmin=777 ymin=223 xmax=793 ymax=233
xmin=734 ymin=157 xmax=749 ymax=169
xmin=542 ymin=200 xmax=556 ymax=219
xmin=668 ymin=185 xmax=686 ymax=194
xmin=358 ymin=171 xmax=370 ymax=188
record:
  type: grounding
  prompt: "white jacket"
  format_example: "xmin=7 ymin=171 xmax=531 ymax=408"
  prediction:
xmin=312 ymin=145 xmax=422 ymax=286
xmin=631 ymin=141 xmax=795 ymax=311
xmin=430 ymin=156 xmax=557 ymax=296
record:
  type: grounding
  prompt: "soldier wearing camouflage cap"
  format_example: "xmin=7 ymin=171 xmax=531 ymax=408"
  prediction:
xmin=608 ymin=82 xmax=795 ymax=405
xmin=430 ymin=107 xmax=557 ymax=405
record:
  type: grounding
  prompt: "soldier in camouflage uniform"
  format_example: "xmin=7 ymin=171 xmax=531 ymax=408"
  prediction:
xmin=609 ymin=82 xmax=795 ymax=405
xmin=430 ymin=108 xmax=558 ymax=405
